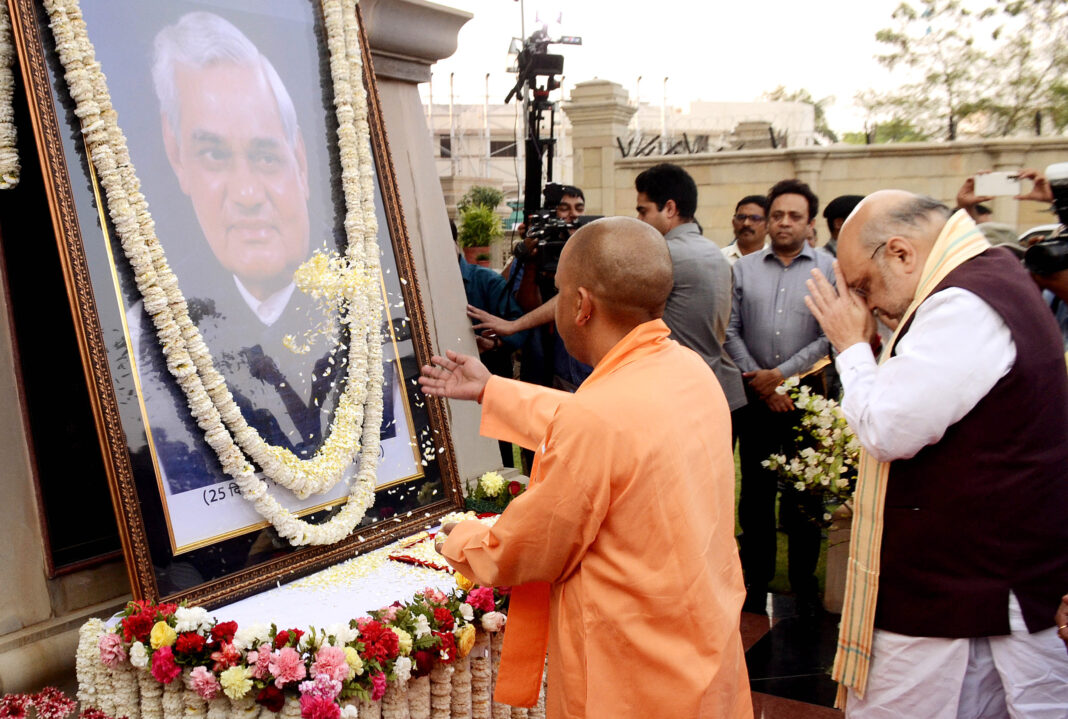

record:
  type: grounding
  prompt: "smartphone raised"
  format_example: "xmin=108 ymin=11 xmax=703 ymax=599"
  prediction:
xmin=974 ymin=171 xmax=1021 ymax=197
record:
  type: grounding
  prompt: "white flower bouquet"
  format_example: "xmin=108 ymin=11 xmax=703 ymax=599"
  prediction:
xmin=762 ymin=376 xmax=859 ymax=526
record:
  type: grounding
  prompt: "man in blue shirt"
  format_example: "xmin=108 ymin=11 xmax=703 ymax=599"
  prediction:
xmin=725 ymin=179 xmax=835 ymax=616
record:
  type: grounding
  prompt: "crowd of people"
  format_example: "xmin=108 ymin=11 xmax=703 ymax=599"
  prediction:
xmin=431 ymin=162 xmax=1068 ymax=717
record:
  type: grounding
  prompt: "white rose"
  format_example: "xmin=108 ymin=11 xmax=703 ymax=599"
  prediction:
xmin=129 ymin=641 xmax=149 ymax=669
xmin=481 ymin=612 xmax=507 ymax=633
xmin=458 ymin=603 xmax=474 ymax=622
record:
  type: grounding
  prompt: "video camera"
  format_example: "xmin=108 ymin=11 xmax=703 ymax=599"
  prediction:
xmin=512 ymin=183 xmax=601 ymax=277
xmin=1023 ymin=162 xmax=1068 ymax=276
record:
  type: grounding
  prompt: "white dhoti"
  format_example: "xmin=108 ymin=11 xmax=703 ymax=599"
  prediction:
xmin=847 ymin=594 xmax=1068 ymax=719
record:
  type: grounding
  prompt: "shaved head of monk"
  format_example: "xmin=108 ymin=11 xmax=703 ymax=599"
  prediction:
xmin=553 ymin=216 xmax=673 ymax=366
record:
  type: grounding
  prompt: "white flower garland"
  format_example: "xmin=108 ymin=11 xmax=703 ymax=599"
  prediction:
xmin=0 ymin=2 xmax=19 ymax=188
xmin=42 ymin=0 xmax=385 ymax=544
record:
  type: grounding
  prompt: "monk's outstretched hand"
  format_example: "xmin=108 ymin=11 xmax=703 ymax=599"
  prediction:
xmin=419 ymin=349 xmax=491 ymax=402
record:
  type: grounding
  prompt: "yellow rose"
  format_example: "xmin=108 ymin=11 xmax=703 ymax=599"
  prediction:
xmin=149 ymin=621 xmax=177 ymax=650
xmin=219 ymin=666 xmax=252 ymax=700
xmin=454 ymin=572 xmax=474 ymax=593
xmin=344 ymin=646 xmax=365 ymax=676
xmin=455 ymin=623 xmax=476 ymax=658
xmin=391 ymin=627 xmax=413 ymax=656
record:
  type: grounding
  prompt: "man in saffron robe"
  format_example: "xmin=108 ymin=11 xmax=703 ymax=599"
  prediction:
xmin=419 ymin=217 xmax=751 ymax=718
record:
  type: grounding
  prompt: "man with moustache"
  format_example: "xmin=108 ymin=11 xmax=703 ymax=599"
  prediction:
xmin=724 ymin=179 xmax=834 ymax=615
xmin=722 ymin=195 xmax=769 ymax=266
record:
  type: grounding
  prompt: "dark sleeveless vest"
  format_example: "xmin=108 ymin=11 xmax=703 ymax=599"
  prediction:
xmin=875 ymin=247 xmax=1068 ymax=638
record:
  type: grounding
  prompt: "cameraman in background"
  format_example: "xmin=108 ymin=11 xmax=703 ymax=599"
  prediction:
xmin=493 ymin=183 xmax=595 ymax=392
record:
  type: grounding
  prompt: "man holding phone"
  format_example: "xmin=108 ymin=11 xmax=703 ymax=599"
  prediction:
xmin=956 ymin=168 xmax=1053 ymax=223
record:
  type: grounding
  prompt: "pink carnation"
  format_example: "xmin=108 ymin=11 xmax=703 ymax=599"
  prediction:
xmin=150 ymin=646 xmax=181 ymax=684
xmin=422 ymin=587 xmax=447 ymax=605
xmin=377 ymin=605 xmax=399 ymax=623
xmin=187 ymin=666 xmax=220 ymax=701
xmin=298 ymin=674 xmax=342 ymax=701
xmin=370 ymin=671 xmax=387 ymax=702
xmin=98 ymin=632 xmax=127 ymax=669
xmin=311 ymin=646 xmax=350 ymax=683
xmin=269 ymin=647 xmax=308 ymax=688
xmin=248 ymin=649 xmax=272 ymax=680
xmin=467 ymin=587 xmax=495 ymax=613
xmin=299 ymin=694 xmax=340 ymax=719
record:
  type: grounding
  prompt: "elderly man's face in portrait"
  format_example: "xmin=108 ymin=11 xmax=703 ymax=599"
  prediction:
xmin=163 ymin=61 xmax=310 ymax=298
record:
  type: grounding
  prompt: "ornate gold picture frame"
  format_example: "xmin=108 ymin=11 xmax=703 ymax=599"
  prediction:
xmin=9 ymin=0 xmax=463 ymax=607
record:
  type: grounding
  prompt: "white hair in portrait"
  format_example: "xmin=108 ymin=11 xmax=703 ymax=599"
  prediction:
xmin=151 ymin=11 xmax=300 ymax=148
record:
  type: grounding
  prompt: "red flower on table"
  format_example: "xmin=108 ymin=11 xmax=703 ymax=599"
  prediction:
xmin=255 ymin=685 xmax=285 ymax=713
xmin=273 ymin=628 xmax=304 ymax=649
xmin=175 ymin=632 xmax=205 ymax=656
xmin=358 ymin=620 xmax=399 ymax=664
xmin=433 ymin=631 xmax=457 ymax=664
xmin=466 ymin=587 xmax=495 ymax=613
xmin=432 ymin=607 xmax=454 ymax=632
xmin=508 ymin=481 xmax=522 ymax=496
xmin=210 ymin=621 xmax=238 ymax=645
xmin=121 ymin=612 xmax=154 ymax=644
xmin=411 ymin=649 xmax=435 ymax=678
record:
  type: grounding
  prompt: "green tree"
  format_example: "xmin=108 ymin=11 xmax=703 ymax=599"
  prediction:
xmin=861 ymin=0 xmax=1068 ymax=139
xmin=843 ymin=117 xmax=931 ymax=144
xmin=762 ymin=86 xmax=839 ymax=144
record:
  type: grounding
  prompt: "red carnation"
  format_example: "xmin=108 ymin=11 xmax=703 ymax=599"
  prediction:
xmin=358 ymin=620 xmax=399 ymax=664
xmin=255 ymin=685 xmax=285 ymax=713
xmin=433 ymin=631 xmax=457 ymax=664
xmin=210 ymin=621 xmax=238 ymax=645
xmin=273 ymin=628 xmax=304 ymax=649
xmin=411 ymin=649 xmax=435 ymax=678
xmin=174 ymin=632 xmax=205 ymax=655
xmin=432 ymin=607 xmax=454 ymax=632
xmin=508 ymin=481 xmax=522 ymax=496
xmin=122 ymin=612 xmax=154 ymax=644
xmin=155 ymin=603 xmax=179 ymax=620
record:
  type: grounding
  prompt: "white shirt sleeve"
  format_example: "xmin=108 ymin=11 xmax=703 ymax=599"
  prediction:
xmin=835 ymin=288 xmax=1016 ymax=462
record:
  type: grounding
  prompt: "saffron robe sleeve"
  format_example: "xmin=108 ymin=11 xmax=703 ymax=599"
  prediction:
xmin=442 ymin=322 xmax=752 ymax=718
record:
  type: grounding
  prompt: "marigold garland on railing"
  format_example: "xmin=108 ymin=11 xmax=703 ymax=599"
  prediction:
xmin=40 ymin=0 xmax=387 ymax=545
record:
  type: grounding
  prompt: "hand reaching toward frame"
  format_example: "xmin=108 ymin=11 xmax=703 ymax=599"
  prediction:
xmin=467 ymin=305 xmax=520 ymax=336
xmin=418 ymin=349 xmax=491 ymax=402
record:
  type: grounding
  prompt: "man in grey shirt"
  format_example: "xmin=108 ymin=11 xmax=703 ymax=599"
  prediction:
xmin=725 ymin=178 xmax=834 ymax=616
xmin=635 ymin=163 xmax=746 ymax=413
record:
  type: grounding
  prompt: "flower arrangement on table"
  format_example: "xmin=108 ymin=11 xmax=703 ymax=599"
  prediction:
xmin=465 ymin=471 xmax=525 ymax=514
xmin=761 ymin=376 xmax=860 ymax=526
xmin=86 ymin=582 xmax=510 ymax=719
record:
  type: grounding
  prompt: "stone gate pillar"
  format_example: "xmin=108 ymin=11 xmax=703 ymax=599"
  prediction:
xmin=562 ymin=80 xmax=636 ymax=216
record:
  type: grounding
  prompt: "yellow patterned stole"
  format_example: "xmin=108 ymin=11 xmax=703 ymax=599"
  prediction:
xmin=832 ymin=210 xmax=991 ymax=706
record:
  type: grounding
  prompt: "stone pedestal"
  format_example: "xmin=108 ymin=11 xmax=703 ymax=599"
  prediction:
xmin=823 ymin=504 xmax=852 ymax=614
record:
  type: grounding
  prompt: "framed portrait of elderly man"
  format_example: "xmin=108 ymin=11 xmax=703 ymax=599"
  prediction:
xmin=9 ymin=0 xmax=463 ymax=606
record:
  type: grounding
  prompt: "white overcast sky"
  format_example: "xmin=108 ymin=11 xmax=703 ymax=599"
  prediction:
xmin=422 ymin=0 xmax=907 ymax=134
